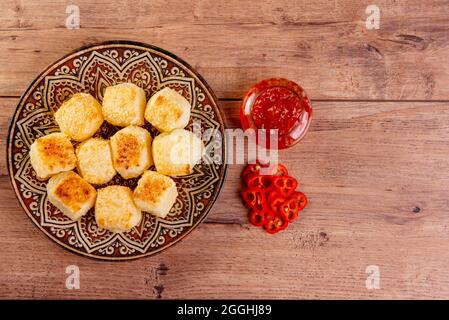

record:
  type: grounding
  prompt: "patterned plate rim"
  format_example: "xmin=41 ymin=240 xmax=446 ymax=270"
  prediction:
xmin=6 ymin=40 xmax=228 ymax=261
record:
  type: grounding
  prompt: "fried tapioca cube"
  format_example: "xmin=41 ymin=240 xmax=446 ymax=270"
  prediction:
xmin=47 ymin=171 xmax=96 ymax=221
xmin=29 ymin=132 xmax=77 ymax=180
xmin=133 ymin=170 xmax=178 ymax=218
xmin=152 ymin=129 xmax=204 ymax=176
xmin=95 ymin=185 xmax=142 ymax=233
xmin=110 ymin=126 xmax=153 ymax=179
xmin=145 ymin=87 xmax=191 ymax=132
xmin=76 ymin=138 xmax=116 ymax=185
xmin=54 ymin=93 xmax=103 ymax=142
xmin=102 ymin=83 xmax=146 ymax=127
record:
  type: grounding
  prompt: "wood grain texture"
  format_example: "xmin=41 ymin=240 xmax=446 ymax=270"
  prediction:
xmin=2 ymin=99 xmax=449 ymax=298
xmin=0 ymin=0 xmax=448 ymax=99
xmin=1 ymin=0 xmax=449 ymax=299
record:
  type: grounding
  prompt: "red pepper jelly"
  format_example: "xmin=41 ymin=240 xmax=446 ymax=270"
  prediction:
xmin=240 ymin=78 xmax=313 ymax=149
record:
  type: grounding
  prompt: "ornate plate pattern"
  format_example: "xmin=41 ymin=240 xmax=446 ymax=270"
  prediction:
xmin=7 ymin=41 xmax=227 ymax=260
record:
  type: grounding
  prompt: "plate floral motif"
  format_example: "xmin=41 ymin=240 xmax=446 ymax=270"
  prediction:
xmin=7 ymin=41 xmax=227 ymax=260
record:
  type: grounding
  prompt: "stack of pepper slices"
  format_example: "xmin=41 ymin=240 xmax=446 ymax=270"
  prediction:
xmin=241 ymin=162 xmax=308 ymax=234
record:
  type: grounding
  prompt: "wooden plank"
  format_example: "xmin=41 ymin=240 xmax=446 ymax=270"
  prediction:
xmin=214 ymin=99 xmax=449 ymax=222
xmin=1 ymin=168 xmax=449 ymax=299
xmin=1 ymin=0 xmax=448 ymax=299
xmin=1 ymin=0 xmax=446 ymax=28
xmin=0 ymin=0 xmax=448 ymax=99
xmin=2 ymin=99 xmax=449 ymax=298
xmin=0 ymin=98 xmax=16 ymax=176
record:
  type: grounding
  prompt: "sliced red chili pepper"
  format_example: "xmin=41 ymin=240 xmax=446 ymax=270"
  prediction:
xmin=275 ymin=214 xmax=289 ymax=231
xmin=255 ymin=162 xmax=288 ymax=177
xmin=263 ymin=209 xmax=275 ymax=222
xmin=241 ymin=187 xmax=266 ymax=212
xmin=248 ymin=206 xmax=274 ymax=227
xmin=247 ymin=174 xmax=272 ymax=189
xmin=243 ymin=162 xmax=268 ymax=181
xmin=272 ymin=176 xmax=298 ymax=198
xmin=242 ymin=163 xmax=262 ymax=182
xmin=248 ymin=210 xmax=265 ymax=227
xmin=264 ymin=213 xmax=289 ymax=234
xmin=271 ymin=164 xmax=288 ymax=176
xmin=240 ymin=162 xmax=306 ymax=233
xmin=267 ymin=190 xmax=276 ymax=200
xmin=280 ymin=199 xmax=299 ymax=222
xmin=267 ymin=190 xmax=286 ymax=212
xmin=264 ymin=219 xmax=278 ymax=234
xmin=289 ymin=191 xmax=308 ymax=211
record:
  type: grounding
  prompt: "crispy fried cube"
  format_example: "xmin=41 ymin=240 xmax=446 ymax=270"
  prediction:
xmin=133 ymin=170 xmax=178 ymax=218
xmin=47 ymin=171 xmax=96 ymax=220
xmin=110 ymin=126 xmax=153 ymax=179
xmin=102 ymin=83 xmax=146 ymax=127
xmin=54 ymin=93 xmax=103 ymax=141
xmin=145 ymin=87 xmax=191 ymax=132
xmin=95 ymin=185 xmax=142 ymax=233
xmin=76 ymin=138 xmax=116 ymax=185
xmin=152 ymin=129 xmax=204 ymax=176
xmin=29 ymin=132 xmax=77 ymax=180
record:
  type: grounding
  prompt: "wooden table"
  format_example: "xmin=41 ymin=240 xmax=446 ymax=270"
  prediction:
xmin=1 ymin=0 xmax=449 ymax=299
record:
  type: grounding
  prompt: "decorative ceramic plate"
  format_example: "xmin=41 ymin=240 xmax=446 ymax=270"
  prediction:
xmin=7 ymin=41 xmax=227 ymax=260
